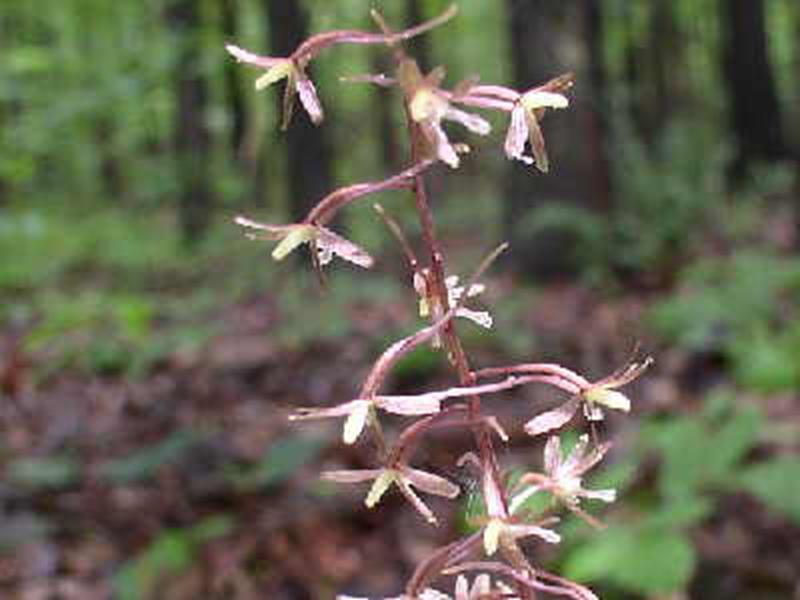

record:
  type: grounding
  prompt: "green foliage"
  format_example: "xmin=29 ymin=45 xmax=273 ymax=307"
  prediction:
xmin=643 ymin=397 xmax=762 ymax=499
xmin=0 ymin=207 xmax=258 ymax=378
xmin=229 ymin=434 xmax=325 ymax=491
xmin=114 ymin=515 xmax=233 ymax=600
xmin=274 ymin=271 xmax=406 ymax=349
xmin=565 ymin=524 xmax=697 ymax=596
xmin=649 ymin=251 xmax=800 ymax=391
xmin=100 ymin=430 xmax=204 ymax=485
xmin=737 ymin=459 xmax=800 ymax=524
xmin=517 ymin=119 xmax=731 ymax=282
xmin=7 ymin=456 xmax=80 ymax=490
xmin=0 ymin=513 xmax=52 ymax=552
xmin=561 ymin=394 xmax=797 ymax=596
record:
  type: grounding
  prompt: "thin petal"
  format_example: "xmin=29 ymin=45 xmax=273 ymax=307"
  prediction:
xmin=375 ymin=395 xmax=442 ymax=416
xmin=483 ymin=518 xmax=503 ymax=556
xmin=402 ymin=467 xmax=460 ymax=498
xmin=444 ymin=106 xmax=491 ymax=135
xmin=322 ymin=469 xmax=384 ymax=483
xmin=524 ymin=395 xmax=580 ymax=437
xmin=316 ymin=226 xmax=374 ymax=268
xmin=419 ymin=590 xmax=451 ymax=600
xmin=544 ymin=436 xmax=563 ymax=476
xmin=560 ymin=434 xmax=589 ymax=477
xmin=525 ymin=110 xmax=549 ymax=173
xmin=427 ymin=121 xmax=460 ymax=168
xmin=509 ymin=484 xmax=543 ymax=515
xmin=365 ymin=470 xmax=396 ymax=507
xmin=585 ymin=388 xmax=631 ymax=412
xmin=296 ymin=74 xmax=324 ymax=124
xmin=234 ymin=216 xmax=290 ymax=240
xmin=580 ymin=488 xmax=616 ymax=503
xmin=225 ymin=44 xmax=285 ymax=69
xmin=272 ymin=225 xmax=315 ymax=260
xmin=255 ymin=63 xmax=292 ymax=90
xmin=455 ymin=307 xmax=493 ymax=329
xmin=343 ymin=400 xmax=371 ymax=444
xmin=396 ymin=477 xmax=438 ymax=524
xmin=281 ymin=70 xmax=298 ymax=130
xmin=505 ymin=523 xmax=561 ymax=544
xmin=504 ymin=105 xmax=530 ymax=163
xmin=570 ymin=441 xmax=612 ymax=477
xmin=521 ymin=90 xmax=569 ymax=111
xmin=485 ymin=415 xmax=509 ymax=442
xmin=455 ymin=575 xmax=470 ymax=600
xmin=289 ymin=399 xmax=367 ymax=421
xmin=472 ymin=574 xmax=491 ymax=597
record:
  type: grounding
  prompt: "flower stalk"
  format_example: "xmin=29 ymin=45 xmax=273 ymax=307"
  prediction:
xmin=227 ymin=6 xmax=651 ymax=599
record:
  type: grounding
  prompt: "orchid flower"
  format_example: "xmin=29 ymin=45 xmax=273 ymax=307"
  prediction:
xmin=448 ymin=73 xmax=573 ymax=173
xmin=524 ymin=356 xmax=652 ymax=437
xmin=323 ymin=464 xmax=460 ymax=525
xmin=509 ymin=435 xmax=616 ymax=519
xmin=226 ymin=5 xmax=458 ymax=129
xmin=458 ymin=452 xmax=561 ymax=558
xmin=290 ymin=393 xmax=442 ymax=446
xmin=234 ymin=216 xmax=374 ymax=269
xmin=226 ymin=45 xmax=323 ymax=129
xmin=398 ymin=60 xmax=490 ymax=168
xmin=503 ymin=83 xmax=571 ymax=172
xmin=414 ymin=270 xmax=492 ymax=348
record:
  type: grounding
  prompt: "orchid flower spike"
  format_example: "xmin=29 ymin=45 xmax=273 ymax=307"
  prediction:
xmin=234 ymin=216 xmax=374 ymax=269
xmin=323 ymin=464 xmax=460 ymax=525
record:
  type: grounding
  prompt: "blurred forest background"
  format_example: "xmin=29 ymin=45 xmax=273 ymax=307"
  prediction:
xmin=1 ymin=0 xmax=799 ymax=598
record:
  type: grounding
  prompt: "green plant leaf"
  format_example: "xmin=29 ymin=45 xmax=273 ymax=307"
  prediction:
xmin=7 ymin=456 xmax=80 ymax=490
xmin=114 ymin=515 xmax=232 ymax=600
xmin=564 ymin=527 xmax=696 ymax=595
xmin=100 ymin=430 xmax=202 ymax=485
xmin=738 ymin=459 xmax=800 ymax=523
xmin=230 ymin=435 xmax=325 ymax=491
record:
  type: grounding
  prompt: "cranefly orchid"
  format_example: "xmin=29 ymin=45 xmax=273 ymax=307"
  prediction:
xmin=227 ymin=5 xmax=649 ymax=599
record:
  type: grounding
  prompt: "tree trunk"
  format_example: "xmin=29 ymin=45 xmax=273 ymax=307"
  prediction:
xmin=166 ymin=0 xmax=213 ymax=245
xmin=502 ymin=0 xmax=591 ymax=280
xmin=583 ymin=0 xmax=612 ymax=212
xmin=221 ymin=0 xmax=246 ymax=158
xmin=405 ymin=0 xmax=432 ymax=71
xmin=372 ymin=51 xmax=400 ymax=172
xmin=622 ymin=4 xmax=646 ymax=142
xmin=646 ymin=0 xmax=681 ymax=142
xmin=721 ymin=0 xmax=788 ymax=174
xmin=265 ymin=0 xmax=333 ymax=222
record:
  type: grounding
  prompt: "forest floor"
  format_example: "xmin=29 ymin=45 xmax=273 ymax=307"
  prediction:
xmin=1 ymin=271 xmax=798 ymax=600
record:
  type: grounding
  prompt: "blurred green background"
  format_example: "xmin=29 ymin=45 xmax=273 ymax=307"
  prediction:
xmin=1 ymin=1 xmax=798 ymax=599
